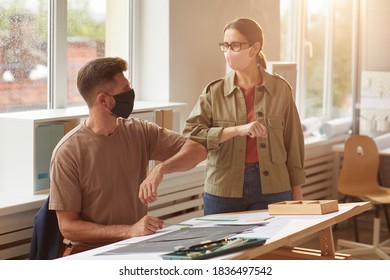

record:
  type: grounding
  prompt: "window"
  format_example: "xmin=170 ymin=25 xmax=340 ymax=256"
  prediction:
xmin=0 ymin=0 xmax=122 ymax=113
xmin=280 ymin=0 xmax=355 ymax=120
xmin=0 ymin=0 xmax=48 ymax=112
xmin=331 ymin=0 xmax=354 ymax=119
xmin=67 ymin=0 xmax=106 ymax=107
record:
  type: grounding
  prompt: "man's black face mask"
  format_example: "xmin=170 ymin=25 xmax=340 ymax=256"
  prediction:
xmin=110 ymin=89 xmax=135 ymax=119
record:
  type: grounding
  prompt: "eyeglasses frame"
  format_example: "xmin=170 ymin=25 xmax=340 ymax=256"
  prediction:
xmin=218 ymin=41 xmax=253 ymax=52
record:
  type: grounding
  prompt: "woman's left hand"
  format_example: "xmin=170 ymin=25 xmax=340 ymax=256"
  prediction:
xmin=238 ymin=121 xmax=267 ymax=138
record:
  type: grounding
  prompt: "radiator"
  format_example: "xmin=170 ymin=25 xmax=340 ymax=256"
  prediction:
xmin=303 ymin=153 xmax=334 ymax=199
xmin=303 ymin=136 xmax=346 ymax=200
xmin=0 ymin=209 xmax=37 ymax=259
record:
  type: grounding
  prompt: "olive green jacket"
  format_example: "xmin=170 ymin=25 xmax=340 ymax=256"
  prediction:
xmin=183 ymin=67 xmax=306 ymax=197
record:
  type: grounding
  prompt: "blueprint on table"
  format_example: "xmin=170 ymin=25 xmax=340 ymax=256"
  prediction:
xmin=96 ymin=225 xmax=258 ymax=255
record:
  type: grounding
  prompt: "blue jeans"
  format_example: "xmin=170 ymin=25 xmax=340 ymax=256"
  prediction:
xmin=203 ymin=163 xmax=292 ymax=215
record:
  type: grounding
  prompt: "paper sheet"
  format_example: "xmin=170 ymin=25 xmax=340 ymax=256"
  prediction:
xmin=96 ymin=225 xmax=257 ymax=255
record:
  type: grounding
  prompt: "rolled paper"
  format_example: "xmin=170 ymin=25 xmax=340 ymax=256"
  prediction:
xmin=321 ymin=117 xmax=352 ymax=138
xmin=301 ymin=117 xmax=322 ymax=137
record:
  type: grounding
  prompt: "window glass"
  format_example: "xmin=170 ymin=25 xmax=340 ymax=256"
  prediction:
xmin=280 ymin=0 xmax=296 ymax=62
xmin=331 ymin=0 xmax=353 ymax=118
xmin=0 ymin=0 xmax=48 ymax=113
xmin=67 ymin=0 xmax=106 ymax=107
xmin=280 ymin=0 xmax=354 ymax=120
xmin=304 ymin=0 xmax=327 ymax=118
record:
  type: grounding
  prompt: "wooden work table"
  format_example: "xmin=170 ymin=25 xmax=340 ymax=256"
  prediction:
xmin=62 ymin=202 xmax=371 ymax=260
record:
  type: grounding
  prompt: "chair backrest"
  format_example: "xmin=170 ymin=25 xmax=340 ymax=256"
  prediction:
xmin=338 ymin=135 xmax=381 ymax=197
xmin=29 ymin=196 xmax=62 ymax=260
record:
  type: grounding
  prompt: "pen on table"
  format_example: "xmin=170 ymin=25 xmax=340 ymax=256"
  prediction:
xmin=163 ymin=222 xmax=193 ymax=229
xmin=262 ymin=215 xmax=274 ymax=221
xmin=195 ymin=217 xmax=239 ymax=222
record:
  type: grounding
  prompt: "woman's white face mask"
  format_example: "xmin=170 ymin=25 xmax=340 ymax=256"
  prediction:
xmin=224 ymin=46 xmax=254 ymax=71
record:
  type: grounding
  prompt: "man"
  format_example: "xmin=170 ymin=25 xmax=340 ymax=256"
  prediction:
xmin=49 ymin=57 xmax=207 ymax=255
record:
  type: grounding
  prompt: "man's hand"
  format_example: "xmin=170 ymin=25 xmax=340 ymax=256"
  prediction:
xmin=56 ymin=211 xmax=163 ymax=244
xmin=138 ymin=139 xmax=207 ymax=206
xmin=129 ymin=215 xmax=163 ymax=237
xmin=139 ymin=164 xmax=164 ymax=205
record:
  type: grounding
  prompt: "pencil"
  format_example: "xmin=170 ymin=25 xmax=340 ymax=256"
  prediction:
xmin=163 ymin=222 xmax=193 ymax=229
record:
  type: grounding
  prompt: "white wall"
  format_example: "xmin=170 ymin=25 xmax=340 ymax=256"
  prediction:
xmin=362 ymin=0 xmax=390 ymax=71
xmin=135 ymin=0 xmax=280 ymax=119
xmin=133 ymin=0 xmax=170 ymax=102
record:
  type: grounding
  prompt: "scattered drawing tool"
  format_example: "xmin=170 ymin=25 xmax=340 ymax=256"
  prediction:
xmin=213 ymin=238 xmax=248 ymax=252
xmin=163 ymin=223 xmax=193 ymax=229
xmin=195 ymin=217 xmax=239 ymax=222
xmin=161 ymin=237 xmax=267 ymax=260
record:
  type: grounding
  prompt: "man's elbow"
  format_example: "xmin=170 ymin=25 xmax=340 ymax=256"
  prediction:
xmin=198 ymin=144 xmax=208 ymax=161
xmin=188 ymin=139 xmax=208 ymax=162
xmin=57 ymin=222 xmax=74 ymax=241
xmin=56 ymin=211 xmax=79 ymax=242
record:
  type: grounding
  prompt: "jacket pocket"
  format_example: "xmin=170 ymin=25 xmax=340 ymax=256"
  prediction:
xmin=267 ymin=116 xmax=287 ymax=164
xmin=208 ymin=120 xmax=235 ymax=168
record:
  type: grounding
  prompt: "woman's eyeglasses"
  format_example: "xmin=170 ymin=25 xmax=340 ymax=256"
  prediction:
xmin=219 ymin=41 xmax=252 ymax=52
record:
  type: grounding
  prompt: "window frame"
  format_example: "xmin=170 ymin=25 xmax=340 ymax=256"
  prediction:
xmin=49 ymin=0 xmax=67 ymax=109
xmin=0 ymin=0 xmax=134 ymax=113
xmin=49 ymin=0 xmax=134 ymax=110
xmin=282 ymin=0 xmax=358 ymax=121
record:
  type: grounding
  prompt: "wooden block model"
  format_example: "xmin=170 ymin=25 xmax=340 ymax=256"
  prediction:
xmin=268 ymin=200 xmax=339 ymax=215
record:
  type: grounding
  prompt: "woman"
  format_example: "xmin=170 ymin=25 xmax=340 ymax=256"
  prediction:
xmin=183 ymin=18 xmax=306 ymax=215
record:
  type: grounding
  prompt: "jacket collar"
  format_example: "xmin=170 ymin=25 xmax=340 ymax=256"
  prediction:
xmin=223 ymin=65 xmax=276 ymax=97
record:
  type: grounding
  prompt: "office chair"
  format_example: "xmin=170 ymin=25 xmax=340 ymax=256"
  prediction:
xmin=29 ymin=196 xmax=63 ymax=259
xmin=336 ymin=135 xmax=390 ymax=259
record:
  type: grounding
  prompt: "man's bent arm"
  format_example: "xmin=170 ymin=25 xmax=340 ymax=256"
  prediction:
xmin=56 ymin=211 xmax=163 ymax=246
xmin=139 ymin=139 xmax=207 ymax=205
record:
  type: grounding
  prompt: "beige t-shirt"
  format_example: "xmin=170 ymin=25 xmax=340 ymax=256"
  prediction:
xmin=49 ymin=118 xmax=186 ymax=226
